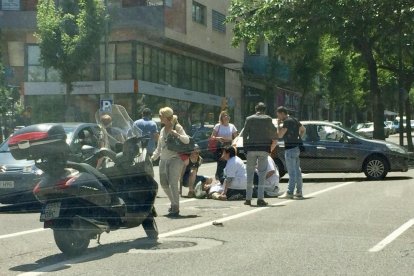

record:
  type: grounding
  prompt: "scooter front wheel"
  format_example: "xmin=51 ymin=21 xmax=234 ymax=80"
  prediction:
xmin=53 ymin=228 xmax=90 ymax=257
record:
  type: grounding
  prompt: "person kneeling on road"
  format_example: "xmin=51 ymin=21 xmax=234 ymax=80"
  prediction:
xmin=181 ymin=144 xmax=213 ymax=198
xmin=253 ymin=156 xmax=280 ymax=198
xmin=219 ymin=145 xmax=247 ymax=200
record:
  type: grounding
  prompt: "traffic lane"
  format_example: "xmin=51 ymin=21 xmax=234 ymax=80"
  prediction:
xmin=10 ymin=172 xmax=414 ymax=276
xmin=0 ymin=177 xmax=357 ymax=275
xmin=1 ymin=167 xmax=412 ymax=274
xmin=5 ymin=171 xmax=414 ymax=275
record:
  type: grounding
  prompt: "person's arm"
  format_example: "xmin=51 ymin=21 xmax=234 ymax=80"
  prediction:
xmin=171 ymin=124 xmax=190 ymax=144
xmin=277 ymin=120 xmax=287 ymax=138
xmin=222 ymin=177 xmax=234 ymax=195
xmin=299 ymin=125 xmax=306 ymax=138
xmin=151 ymin=128 xmax=163 ymax=161
xmin=242 ymin=119 xmax=249 ymax=142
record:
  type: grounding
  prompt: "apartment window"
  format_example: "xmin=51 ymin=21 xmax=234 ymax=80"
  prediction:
xmin=212 ymin=10 xmax=226 ymax=33
xmin=192 ymin=1 xmax=206 ymax=25
xmin=27 ymin=45 xmax=60 ymax=82
xmin=100 ymin=43 xmax=132 ymax=81
xmin=1 ymin=0 xmax=20 ymax=11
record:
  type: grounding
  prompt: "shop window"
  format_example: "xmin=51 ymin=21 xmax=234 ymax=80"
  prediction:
xmin=136 ymin=44 xmax=144 ymax=80
xmin=192 ymin=1 xmax=206 ymax=25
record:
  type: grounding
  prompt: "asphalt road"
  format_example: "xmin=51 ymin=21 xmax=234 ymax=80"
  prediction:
xmin=1 ymin=161 xmax=414 ymax=276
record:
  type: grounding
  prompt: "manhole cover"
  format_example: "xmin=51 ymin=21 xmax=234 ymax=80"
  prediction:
xmin=128 ymin=237 xmax=224 ymax=254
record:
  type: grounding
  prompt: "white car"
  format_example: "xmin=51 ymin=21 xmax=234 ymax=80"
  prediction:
xmin=356 ymin=122 xmax=390 ymax=138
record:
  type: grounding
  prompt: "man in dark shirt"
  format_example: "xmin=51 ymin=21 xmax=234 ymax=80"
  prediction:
xmin=276 ymin=106 xmax=306 ymax=199
xmin=242 ymin=102 xmax=277 ymax=207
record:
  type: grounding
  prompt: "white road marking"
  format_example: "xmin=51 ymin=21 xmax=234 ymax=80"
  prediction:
xmin=369 ymin=218 xmax=414 ymax=252
xmin=0 ymin=228 xmax=48 ymax=240
xmin=17 ymin=180 xmax=357 ymax=276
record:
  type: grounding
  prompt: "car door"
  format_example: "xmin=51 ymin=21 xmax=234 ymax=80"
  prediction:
xmin=314 ymin=124 xmax=359 ymax=171
xmin=299 ymin=124 xmax=320 ymax=171
xmin=69 ymin=125 xmax=100 ymax=162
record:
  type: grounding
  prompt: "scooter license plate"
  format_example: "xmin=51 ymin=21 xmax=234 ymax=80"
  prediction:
xmin=40 ymin=202 xmax=61 ymax=222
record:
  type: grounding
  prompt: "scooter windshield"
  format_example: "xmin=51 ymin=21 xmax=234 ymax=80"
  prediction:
xmin=95 ymin=104 xmax=142 ymax=151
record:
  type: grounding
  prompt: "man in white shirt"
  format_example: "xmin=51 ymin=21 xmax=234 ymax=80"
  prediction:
xmin=220 ymin=145 xmax=247 ymax=200
xmin=253 ymin=156 xmax=280 ymax=197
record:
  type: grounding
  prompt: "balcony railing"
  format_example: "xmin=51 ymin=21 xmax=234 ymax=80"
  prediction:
xmin=0 ymin=4 xmax=164 ymax=31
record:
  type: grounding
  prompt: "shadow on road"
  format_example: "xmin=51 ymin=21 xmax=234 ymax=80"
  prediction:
xmin=9 ymin=237 xmax=199 ymax=273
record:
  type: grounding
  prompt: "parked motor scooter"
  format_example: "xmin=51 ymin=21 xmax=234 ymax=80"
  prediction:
xmin=8 ymin=105 xmax=158 ymax=257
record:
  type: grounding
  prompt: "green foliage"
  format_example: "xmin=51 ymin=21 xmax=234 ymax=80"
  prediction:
xmin=36 ymin=0 xmax=106 ymax=91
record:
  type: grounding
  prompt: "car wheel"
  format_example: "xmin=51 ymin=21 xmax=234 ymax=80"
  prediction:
xmin=363 ymin=155 xmax=388 ymax=180
xmin=273 ymin=158 xmax=286 ymax=178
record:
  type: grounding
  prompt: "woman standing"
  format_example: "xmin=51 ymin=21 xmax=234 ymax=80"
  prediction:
xmin=210 ymin=111 xmax=238 ymax=181
xmin=151 ymin=107 xmax=189 ymax=217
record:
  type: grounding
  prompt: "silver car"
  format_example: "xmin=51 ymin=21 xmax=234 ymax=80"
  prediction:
xmin=233 ymin=120 xmax=409 ymax=180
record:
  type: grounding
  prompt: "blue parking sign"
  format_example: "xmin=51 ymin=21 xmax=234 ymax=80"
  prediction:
xmin=100 ymin=99 xmax=113 ymax=113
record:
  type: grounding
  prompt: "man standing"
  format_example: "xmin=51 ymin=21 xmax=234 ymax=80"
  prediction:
xmin=243 ymin=102 xmax=277 ymax=207
xmin=276 ymin=106 xmax=306 ymax=199
xmin=134 ymin=108 xmax=159 ymax=157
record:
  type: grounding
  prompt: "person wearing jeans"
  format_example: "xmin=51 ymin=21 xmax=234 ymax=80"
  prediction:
xmin=276 ymin=106 xmax=306 ymax=199
xmin=242 ymin=102 xmax=277 ymax=207
xmin=283 ymin=147 xmax=302 ymax=197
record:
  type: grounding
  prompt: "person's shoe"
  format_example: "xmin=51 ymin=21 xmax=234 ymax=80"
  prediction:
xmin=257 ymin=199 xmax=268 ymax=207
xmin=278 ymin=192 xmax=294 ymax=199
xmin=244 ymin=200 xmax=251 ymax=206
xmin=187 ymin=191 xmax=195 ymax=198
xmin=166 ymin=211 xmax=179 ymax=218
xmin=294 ymin=192 xmax=304 ymax=199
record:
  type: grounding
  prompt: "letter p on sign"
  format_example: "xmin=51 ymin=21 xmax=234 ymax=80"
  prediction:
xmin=100 ymin=99 xmax=113 ymax=113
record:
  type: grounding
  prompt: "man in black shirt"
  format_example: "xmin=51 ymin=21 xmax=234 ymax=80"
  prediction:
xmin=243 ymin=102 xmax=277 ymax=206
xmin=276 ymin=106 xmax=306 ymax=199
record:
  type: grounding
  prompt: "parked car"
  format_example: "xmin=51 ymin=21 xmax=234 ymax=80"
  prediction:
xmin=0 ymin=123 xmax=102 ymax=204
xmin=384 ymin=121 xmax=395 ymax=135
xmin=350 ymin=122 xmax=365 ymax=132
xmin=191 ymin=124 xmax=215 ymax=159
xmin=233 ymin=120 xmax=409 ymax=180
xmin=355 ymin=122 xmax=390 ymax=138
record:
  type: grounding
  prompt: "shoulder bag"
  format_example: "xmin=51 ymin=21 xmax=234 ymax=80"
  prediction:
xmin=208 ymin=125 xmax=220 ymax=153
xmin=166 ymin=124 xmax=195 ymax=154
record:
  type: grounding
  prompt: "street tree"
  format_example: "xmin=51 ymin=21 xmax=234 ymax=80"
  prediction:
xmin=228 ymin=0 xmax=414 ymax=140
xmin=375 ymin=0 xmax=414 ymax=149
xmin=36 ymin=0 xmax=106 ymax=109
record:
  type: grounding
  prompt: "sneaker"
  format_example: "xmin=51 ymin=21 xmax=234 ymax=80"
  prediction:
xmin=294 ymin=192 xmax=303 ymax=199
xmin=166 ymin=211 xmax=179 ymax=218
xmin=244 ymin=200 xmax=251 ymax=206
xmin=187 ymin=191 xmax=195 ymax=198
xmin=278 ymin=192 xmax=294 ymax=199
xmin=257 ymin=199 xmax=268 ymax=207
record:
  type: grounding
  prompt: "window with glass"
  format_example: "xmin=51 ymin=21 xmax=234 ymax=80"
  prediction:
xmin=192 ymin=1 xmax=206 ymax=25
xmin=212 ymin=10 xmax=226 ymax=33
xmin=135 ymin=43 xmax=225 ymax=96
xmin=27 ymin=45 xmax=60 ymax=82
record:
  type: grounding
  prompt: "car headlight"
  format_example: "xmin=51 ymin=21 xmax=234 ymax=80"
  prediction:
xmin=386 ymin=144 xmax=407 ymax=154
xmin=22 ymin=165 xmax=43 ymax=175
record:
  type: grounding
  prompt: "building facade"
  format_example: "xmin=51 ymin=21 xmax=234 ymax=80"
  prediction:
xmin=0 ymin=0 xmax=244 ymax=129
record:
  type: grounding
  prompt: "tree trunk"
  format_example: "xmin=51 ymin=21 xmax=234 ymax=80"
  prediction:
xmin=404 ymin=81 xmax=413 ymax=151
xmin=364 ymin=50 xmax=385 ymax=140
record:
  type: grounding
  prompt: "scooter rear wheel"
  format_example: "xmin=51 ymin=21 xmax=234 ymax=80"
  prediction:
xmin=53 ymin=228 xmax=90 ymax=257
